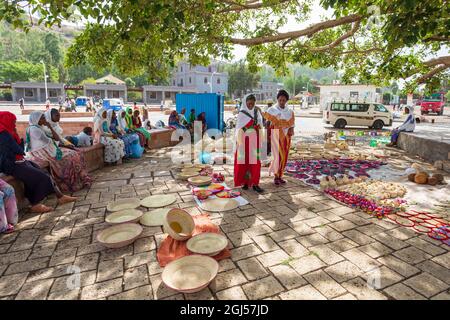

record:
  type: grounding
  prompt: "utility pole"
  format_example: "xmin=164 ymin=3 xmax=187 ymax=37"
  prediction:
xmin=40 ymin=61 xmax=48 ymax=101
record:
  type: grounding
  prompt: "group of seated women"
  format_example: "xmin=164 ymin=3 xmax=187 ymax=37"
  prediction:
xmin=168 ymin=108 xmax=207 ymax=134
xmin=0 ymin=106 xmax=156 ymax=234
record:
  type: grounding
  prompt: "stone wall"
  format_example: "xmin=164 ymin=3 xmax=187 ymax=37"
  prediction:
xmin=398 ymin=132 xmax=450 ymax=164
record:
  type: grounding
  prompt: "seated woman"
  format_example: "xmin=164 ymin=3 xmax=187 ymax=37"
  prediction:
xmin=0 ymin=111 xmax=76 ymax=214
xmin=125 ymin=107 xmax=151 ymax=147
xmin=0 ymin=179 xmax=17 ymax=234
xmin=26 ymin=111 xmax=92 ymax=193
xmin=108 ymin=109 xmax=142 ymax=159
xmin=168 ymin=111 xmax=187 ymax=130
xmin=93 ymin=108 xmax=125 ymax=164
xmin=386 ymin=105 xmax=415 ymax=147
xmin=179 ymin=108 xmax=188 ymax=127
xmin=43 ymin=108 xmax=74 ymax=148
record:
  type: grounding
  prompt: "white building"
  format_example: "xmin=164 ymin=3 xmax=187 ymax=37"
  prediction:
xmin=318 ymin=84 xmax=382 ymax=110
xmin=171 ymin=61 xmax=228 ymax=94
xmin=253 ymin=81 xmax=284 ymax=101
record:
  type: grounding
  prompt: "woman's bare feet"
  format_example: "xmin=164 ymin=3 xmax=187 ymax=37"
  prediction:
xmin=57 ymin=195 xmax=78 ymax=205
xmin=30 ymin=204 xmax=53 ymax=213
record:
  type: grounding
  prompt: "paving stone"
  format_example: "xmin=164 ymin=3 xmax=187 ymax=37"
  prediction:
xmin=385 ymin=227 xmax=417 ymax=241
xmin=342 ymin=277 xmax=388 ymax=300
xmin=361 ymin=266 xmax=404 ymax=290
xmin=0 ymin=272 xmax=28 ymax=297
xmin=216 ymin=286 xmax=248 ymax=300
xmin=227 ymin=231 xmax=254 ymax=247
xmin=332 ymin=293 xmax=357 ymax=300
xmin=341 ymin=213 xmax=370 ymax=226
xmin=297 ymin=233 xmax=329 ymax=248
xmin=430 ymin=290 xmax=450 ymax=300
xmin=341 ymin=248 xmax=381 ymax=272
xmin=278 ymin=239 xmax=309 ymax=258
xmin=50 ymin=270 xmax=97 ymax=294
xmin=49 ymin=248 xmax=77 ymax=267
xmin=48 ymin=289 xmax=80 ymax=300
xmin=309 ymin=244 xmax=344 ymax=265
xmin=242 ymin=276 xmax=284 ymax=300
xmin=304 ymin=270 xmax=347 ymax=299
xmin=304 ymin=216 xmax=330 ymax=228
xmin=100 ymin=245 xmax=133 ymax=261
xmin=432 ymin=252 xmax=450 ymax=269
xmin=406 ymin=237 xmax=446 ymax=257
xmin=279 ymin=284 xmax=326 ymax=300
xmin=329 ymin=220 xmax=357 ymax=232
xmin=383 ymin=283 xmax=426 ymax=300
xmin=237 ymin=257 xmax=269 ymax=280
xmin=73 ymin=253 xmax=99 ymax=272
xmin=218 ymin=259 xmax=236 ymax=273
xmin=416 ymin=260 xmax=450 ymax=285
xmin=124 ymin=251 xmax=156 ymax=268
xmin=316 ymin=210 xmax=342 ymax=222
xmin=230 ymin=244 xmax=262 ymax=261
xmin=269 ymin=265 xmax=307 ymax=290
xmin=393 ymin=246 xmax=431 ymax=265
xmin=81 ymin=278 xmax=123 ymax=300
xmin=359 ymin=242 xmax=393 ymax=259
xmin=149 ymin=274 xmax=181 ymax=299
xmin=289 ymin=254 xmax=326 ymax=275
xmin=15 ymin=278 xmax=54 ymax=300
xmin=0 ymin=249 xmax=31 ymax=266
xmin=109 ymin=285 xmax=153 ymax=300
xmin=253 ymin=235 xmax=280 ymax=252
xmin=342 ymin=230 xmax=374 ymax=246
xmin=5 ymin=257 xmax=49 ymax=275
xmin=124 ymin=265 xmax=149 ymax=290
xmin=256 ymin=249 xmax=290 ymax=267
xmin=268 ymin=228 xmax=299 ymax=242
xmin=289 ymin=221 xmax=316 ymax=236
xmin=28 ymin=242 xmax=57 ymax=259
xmin=356 ymin=224 xmax=385 ymax=236
xmin=327 ymin=239 xmax=358 ymax=253
xmin=372 ymin=233 xmax=409 ymax=250
xmin=377 ymin=255 xmax=420 ymax=278
xmin=324 ymin=261 xmax=363 ymax=283
xmin=314 ymin=225 xmax=344 ymax=241
xmin=97 ymin=259 xmax=124 ymax=282
xmin=403 ymin=273 xmax=448 ymax=298
xmin=134 ymin=237 xmax=156 ymax=253
xmin=210 ymin=269 xmax=247 ymax=292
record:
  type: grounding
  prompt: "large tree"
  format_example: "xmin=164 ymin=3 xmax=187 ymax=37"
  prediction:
xmin=1 ymin=0 xmax=448 ymax=89
xmin=226 ymin=60 xmax=260 ymax=98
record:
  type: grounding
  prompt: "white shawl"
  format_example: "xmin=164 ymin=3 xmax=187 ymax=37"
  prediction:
xmin=267 ymin=103 xmax=294 ymax=135
xmin=27 ymin=111 xmax=52 ymax=152
xmin=235 ymin=94 xmax=263 ymax=134
xmin=94 ymin=108 xmax=108 ymax=135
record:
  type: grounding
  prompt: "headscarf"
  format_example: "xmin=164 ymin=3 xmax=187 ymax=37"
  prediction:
xmin=0 ymin=111 xmax=23 ymax=161
xmin=236 ymin=94 xmax=263 ymax=134
xmin=118 ymin=109 xmax=128 ymax=131
xmin=26 ymin=111 xmax=61 ymax=159
xmin=94 ymin=107 xmax=108 ymax=134
xmin=125 ymin=107 xmax=134 ymax=129
xmin=106 ymin=109 xmax=115 ymax=128
xmin=44 ymin=109 xmax=63 ymax=137
xmin=169 ymin=111 xmax=178 ymax=124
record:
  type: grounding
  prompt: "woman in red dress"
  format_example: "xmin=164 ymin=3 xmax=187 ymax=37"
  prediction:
xmin=234 ymin=94 xmax=264 ymax=193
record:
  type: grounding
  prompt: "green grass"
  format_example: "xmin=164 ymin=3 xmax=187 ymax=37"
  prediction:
xmin=280 ymin=257 xmax=296 ymax=266
xmin=309 ymin=251 xmax=320 ymax=257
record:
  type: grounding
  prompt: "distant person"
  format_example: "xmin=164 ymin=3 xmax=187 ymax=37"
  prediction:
xmin=386 ymin=105 xmax=415 ymax=148
xmin=197 ymin=112 xmax=207 ymax=134
xmin=45 ymin=99 xmax=51 ymax=110
xmin=70 ymin=98 xmax=77 ymax=112
xmin=65 ymin=127 xmax=93 ymax=148
xmin=160 ymin=100 xmax=164 ymax=111
xmin=168 ymin=111 xmax=186 ymax=130
xmin=133 ymin=102 xmax=138 ymax=110
xmin=19 ymin=98 xmax=24 ymax=110
xmin=179 ymin=108 xmax=188 ymax=127
xmin=188 ymin=109 xmax=196 ymax=125
xmin=86 ymin=98 xmax=93 ymax=113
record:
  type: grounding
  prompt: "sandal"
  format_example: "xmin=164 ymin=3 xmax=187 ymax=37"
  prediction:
xmin=4 ymin=224 xmax=14 ymax=234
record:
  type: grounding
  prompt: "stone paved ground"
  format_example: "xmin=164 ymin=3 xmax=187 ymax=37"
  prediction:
xmin=0 ymin=147 xmax=449 ymax=300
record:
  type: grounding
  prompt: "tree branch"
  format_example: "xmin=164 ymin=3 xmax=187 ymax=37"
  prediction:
xmin=219 ymin=0 xmax=293 ymax=13
xmin=416 ymin=64 xmax=449 ymax=84
xmin=423 ymin=35 xmax=450 ymax=42
xmin=424 ymin=55 xmax=450 ymax=67
xmin=308 ymin=21 xmax=361 ymax=52
xmin=224 ymin=14 xmax=362 ymax=46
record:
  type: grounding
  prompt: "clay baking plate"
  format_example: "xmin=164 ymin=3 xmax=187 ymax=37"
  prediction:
xmin=188 ymin=175 xmax=212 ymax=187
xmin=106 ymin=198 xmax=141 ymax=212
xmin=186 ymin=233 xmax=228 ymax=256
xmin=105 ymin=209 xmax=143 ymax=224
xmin=97 ymin=223 xmax=143 ymax=248
xmin=161 ymin=255 xmax=219 ymax=293
xmin=141 ymin=194 xmax=177 ymax=208
xmin=140 ymin=208 xmax=171 ymax=226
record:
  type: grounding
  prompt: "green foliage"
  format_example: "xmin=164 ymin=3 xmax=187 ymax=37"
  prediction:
xmin=124 ymin=77 xmax=136 ymax=87
xmin=225 ymin=60 xmax=260 ymax=98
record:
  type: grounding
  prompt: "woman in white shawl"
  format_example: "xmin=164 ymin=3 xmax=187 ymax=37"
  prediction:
xmin=93 ymin=108 xmax=125 ymax=164
xmin=26 ymin=111 xmax=92 ymax=192
xmin=43 ymin=108 xmax=73 ymax=147
xmin=233 ymin=94 xmax=264 ymax=193
xmin=263 ymin=89 xmax=295 ymax=185
xmin=108 ymin=109 xmax=142 ymax=158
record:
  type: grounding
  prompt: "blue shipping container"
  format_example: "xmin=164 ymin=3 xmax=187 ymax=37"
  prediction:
xmin=176 ymin=93 xmax=224 ymax=131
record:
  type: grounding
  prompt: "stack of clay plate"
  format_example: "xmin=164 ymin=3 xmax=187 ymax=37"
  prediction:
xmin=161 ymin=255 xmax=219 ymax=293
xmin=178 ymin=169 xmax=200 ymax=180
xmin=97 ymin=223 xmax=143 ymax=248
xmin=188 ymin=175 xmax=212 ymax=187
